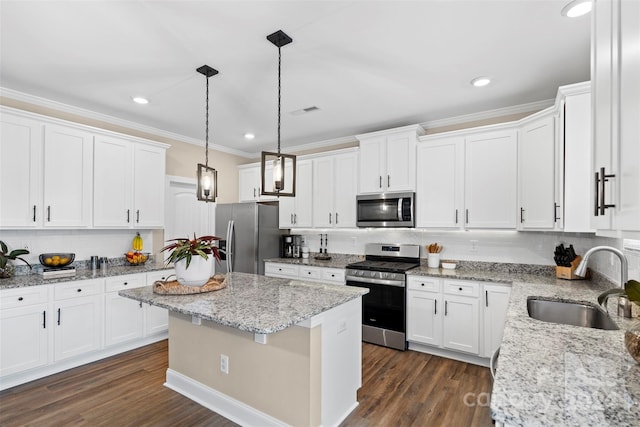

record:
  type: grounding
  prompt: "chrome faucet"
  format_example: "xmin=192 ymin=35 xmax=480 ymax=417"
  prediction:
xmin=575 ymin=246 xmax=632 ymax=318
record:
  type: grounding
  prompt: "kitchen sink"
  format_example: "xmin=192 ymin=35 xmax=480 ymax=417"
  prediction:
xmin=527 ymin=297 xmax=619 ymax=330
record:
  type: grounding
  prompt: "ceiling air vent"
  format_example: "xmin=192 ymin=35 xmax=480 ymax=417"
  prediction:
xmin=290 ymin=106 xmax=320 ymax=116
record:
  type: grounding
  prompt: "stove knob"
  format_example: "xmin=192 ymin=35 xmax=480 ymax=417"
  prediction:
xmin=356 ymin=270 xmax=363 ymax=276
xmin=381 ymin=272 xmax=388 ymax=279
xmin=370 ymin=271 xmax=376 ymax=278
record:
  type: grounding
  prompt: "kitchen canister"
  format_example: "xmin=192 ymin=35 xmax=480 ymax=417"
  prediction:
xmin=428 ymin=253 xmax=441 ymax=269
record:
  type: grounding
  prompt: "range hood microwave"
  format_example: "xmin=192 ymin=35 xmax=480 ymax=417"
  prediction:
xmin=356 ymin=192 xmax=415 ymax=228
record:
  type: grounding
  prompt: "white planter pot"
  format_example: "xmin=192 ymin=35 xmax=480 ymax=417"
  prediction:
xmin=174 ymin=255 xmax=214 ymax=287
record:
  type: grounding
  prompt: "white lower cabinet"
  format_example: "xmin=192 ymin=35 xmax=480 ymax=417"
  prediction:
xmin=0 ymin=286 xmax=50 ymax=377
xmin=407 ymin=276 xmax=509 ymax=363
xmin=265 ymin=262 xmax=345 ymax=285
xmin=482 ymin=283 xmax=511 ymax=358
xmin=0 ymin=270 xmax=170 ymax=390
xmin=53 ymin=279 xmax=103 ymax=362
xmin=144 ymin=270 xmax=173 ymax=335
xmin=105 ymin=274 xmax=145 ymax=346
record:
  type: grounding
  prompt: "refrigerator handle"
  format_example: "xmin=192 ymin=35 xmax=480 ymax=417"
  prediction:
xmin=225 ymin=220 xmax=232 ymax=273
xmin=228 ymin=220 xmax=235 ymax=273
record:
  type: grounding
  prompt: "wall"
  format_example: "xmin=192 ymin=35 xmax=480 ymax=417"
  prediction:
xmin=295 ymin=229 xmax=640 ymax=286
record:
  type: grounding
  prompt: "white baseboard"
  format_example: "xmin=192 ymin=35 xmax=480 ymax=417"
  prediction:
xmin=165 ymin=368 xmax=289 ymax=427
xmin=408 ymin=342 xmax=490 ymax=367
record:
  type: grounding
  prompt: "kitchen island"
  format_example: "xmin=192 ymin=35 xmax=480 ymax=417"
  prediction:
xmin=119 ymin=271 xmax=368 ymax=427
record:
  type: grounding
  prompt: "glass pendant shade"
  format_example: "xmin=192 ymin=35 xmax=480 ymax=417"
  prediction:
xmin=197 ymin=163 xmax=217 ymax=202
xmin=261 ymin=151 xmax=296 ymax=196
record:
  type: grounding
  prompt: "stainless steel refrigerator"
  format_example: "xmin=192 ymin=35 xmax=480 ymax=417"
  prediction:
xmin=215 ymin=202 xmax=281 ymax=275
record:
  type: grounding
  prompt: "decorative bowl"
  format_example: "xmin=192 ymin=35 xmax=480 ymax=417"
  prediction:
xmin=39 ymin=253 xmax=75 ymax=268
xmin=125 ymin=251 xmax=150 ymax=266
xmin=441 ymin=260 xmax=457 ymax=270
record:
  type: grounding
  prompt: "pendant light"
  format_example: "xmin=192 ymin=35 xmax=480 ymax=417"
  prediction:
xmin=196 ymin=64 xmax=219 ymax=202
xmin=261 ymin=30 xmax=296 ymax=197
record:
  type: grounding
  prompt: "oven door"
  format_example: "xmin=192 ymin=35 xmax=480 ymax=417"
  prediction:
xmin=346 ymin=277 xmax=405 ymax=333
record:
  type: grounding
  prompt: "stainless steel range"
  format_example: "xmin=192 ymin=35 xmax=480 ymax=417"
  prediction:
xmin=345 ymin=243 xmax=420 ymax=351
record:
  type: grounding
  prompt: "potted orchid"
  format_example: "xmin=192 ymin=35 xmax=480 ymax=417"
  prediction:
xmin=161 ymin=234 xmax=221 ymax=287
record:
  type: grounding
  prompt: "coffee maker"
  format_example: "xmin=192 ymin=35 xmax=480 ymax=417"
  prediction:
xmin=281 ymin=234 xmax=302 ymax=258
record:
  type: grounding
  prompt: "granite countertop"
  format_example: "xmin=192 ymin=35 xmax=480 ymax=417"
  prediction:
xmin=264 ymin=254 xmax=364 ymax=269
xmin=0 ymin=261 xmax=173 ymax=290
xmin=490 ymin=277 xmax=640 ymax=426
xmin=119 ymin=271 xmax=368 ymax=334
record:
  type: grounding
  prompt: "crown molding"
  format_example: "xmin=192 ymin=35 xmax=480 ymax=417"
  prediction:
xmin=0 ymin=87 xmax=254 ymax=158
xmin=419 ymin=99 xmax=554 ymax=130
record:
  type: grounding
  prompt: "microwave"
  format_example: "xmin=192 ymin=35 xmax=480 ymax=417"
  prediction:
xmin=356 ymin=192 xmax=415 ymax=228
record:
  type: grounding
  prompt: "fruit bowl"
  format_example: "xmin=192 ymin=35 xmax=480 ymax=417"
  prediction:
xmin=40 ymin=253 xmax=75 ymax=268
xmin=125 ymin=251 xmax=150 ymax=266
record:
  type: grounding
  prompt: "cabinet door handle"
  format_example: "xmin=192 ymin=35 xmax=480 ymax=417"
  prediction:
xmin=444 ymin=300 xmax=448 ymax=316
xmin=520 ymin=207 xmax=525 ymax=223
xmin=594 ymin=171 xmax=600 ymax=216
xmin=455 ymin=209 xmax=458 ymax=224
xmin=554 ymin=203 xmax=560 ymax=223
xmin=136 ymin=210 xmax=140 ymax=223
xmin=485 ymin=290 xmax=489 ymax=307
xmin=599 ymin=167 xmax=616 ymax=215
xmin=47 ymin=206 xmax=51 ymax=222
xmin=33 ymin=205 xmax=37 ymax=222
xmin=139 ymin=301 xmax=143 ymax=308
xmin=43 ymin=310 xmax=46 ymax=329
xmin=254 ymin=188 xmax=257 ymax=198
xmin=335 ymin=212 xmax=339 ymax=224
xmin=291 ymin=213 xmax=294 ymax=224
xmin=57 ymin=308 xmax=61 ymax=325
xmin=387 ymin=175 xmax=390 ymax=188
xmin=434 ymin=299 xmax=437 ymax=315
xmin=465 ymin=209 xmax=469 ymax=224
xmin=127 ymin=209 xmax=130 ymax=223
xmin=329 ymin=213 xmax=332 ymax=224
xmin=379 ymin=176 xmax=382 ymax=189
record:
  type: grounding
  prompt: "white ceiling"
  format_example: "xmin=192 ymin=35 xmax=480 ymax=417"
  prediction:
xmin=0 ymin=0 xmax=590 ymax=157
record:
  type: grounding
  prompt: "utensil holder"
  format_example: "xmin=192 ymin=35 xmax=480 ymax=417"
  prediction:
xmin=555 ymin=255 xmax=586 ymax=280
xmin=428 ymin=253 xmax=440 ymax=269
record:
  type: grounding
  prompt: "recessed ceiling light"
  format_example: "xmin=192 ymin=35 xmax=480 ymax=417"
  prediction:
xmin=561 ymin=0 xmax=592 ymax=17
xmin=132 ymin=96 xmax=149 ymax=105
xmin=470 ymin=77 xmax=491 ymax=87
xmin=244 ymin=133 xmax=255 ymax=140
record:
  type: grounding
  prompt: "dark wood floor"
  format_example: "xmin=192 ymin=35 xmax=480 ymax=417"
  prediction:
xmin=0 ymin=340 xmax=493 ymax=426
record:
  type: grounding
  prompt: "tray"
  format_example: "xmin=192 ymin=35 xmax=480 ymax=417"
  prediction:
xmin=153 ymin=274 xmax=227 ymax=294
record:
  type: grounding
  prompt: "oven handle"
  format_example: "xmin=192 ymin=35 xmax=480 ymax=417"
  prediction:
xmin=346 ymin=275 xmax=405 ymax=287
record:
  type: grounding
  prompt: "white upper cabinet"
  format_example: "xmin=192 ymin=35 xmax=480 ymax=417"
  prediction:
xmin=357 ymin=125 xmax=424 ymax=194
xmin=238 ymin=163 xmax=277 ymax=202
xmin=592 ymin=0 xmax=640 ymax=233
xmin=94 ymin=137 xmax=166 ymax=229
xmin=518 ymin=113 xmax=556 ymax=230
xmin=416 ymin=136 xmax=464 ymax=228
xmin=279 ymin=159 xmax=313 ymax=228
xmin=132 ymin=143 xmax=166 ymax=228
xmin=312 ymin=150 xmax=358 ymax=228
xmin=43 ymin=124 xmax=94 ymax=227
xmin=464 ymin=128 xmax=518 ymax=229
xmin=93 ymin=135 xmax=133 ymax=227
xmin=0 ymin=112 xmax=43 ymax=228
xmin=559 ymin=84 xmax=594 ymax=233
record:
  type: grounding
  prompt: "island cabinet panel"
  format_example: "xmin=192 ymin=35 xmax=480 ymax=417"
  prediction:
xmin=482 ymin=283 xmax=511 ymax=358
xmin=0 ymin=286 xmax=50 ymax=377
xmin=0 ymin=112 xmax=43 ymax=228
xmin=144 ymin=269 xmax=172 ymax=335
xmin=265 ymin=262 xmax=345 ymax=285
xmin=104 ymin=274 xmax=145 ymax=346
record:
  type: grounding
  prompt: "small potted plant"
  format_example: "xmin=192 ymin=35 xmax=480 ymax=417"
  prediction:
xmin=0 ymin=240 xmax=32 ymax=279
xmin=161 ymin=234 xmax=221 ymax=287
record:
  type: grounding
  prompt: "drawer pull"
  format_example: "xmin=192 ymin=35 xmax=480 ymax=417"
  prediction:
xmin=18 ymin=297 xmax=24 ymax=301
xmin=459 ymin=287 xmax=463 ymax=291
xmin=124 ymin=282 xmax=128 ymax=286
xmin=43 ymin=310 xmax=46 ymax=329
xmin=421 ymin=283 xmax=425 ymax=287
xmin=77 ymin=289 xmax=82 ymax=293
xmin=445 ymin=301 xmax=448 ymax=316
xmin=307 ymin=271 xmax=311 ymax=275
xmin=434 ymin=299 xmax=437 ymax=315
xmin=57 ymin=308 xmax=61 ymax=325
xmin=486 ymin=290 xmax=489 ymax=307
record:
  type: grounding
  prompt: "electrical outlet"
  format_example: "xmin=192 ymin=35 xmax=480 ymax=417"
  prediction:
xmin=470 ymin=240 xmax=479 ymax=252
xmin=220 ymin=354 xmax=229 ymax=374
xmin=23 ymin=243 xmax=30 ymax=251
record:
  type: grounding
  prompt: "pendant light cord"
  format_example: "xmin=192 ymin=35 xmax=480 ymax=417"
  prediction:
xmin=205 ymin=75 xmax=210 ymax=168
xmin=277 ymin=46 xmax=281 ymax=156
